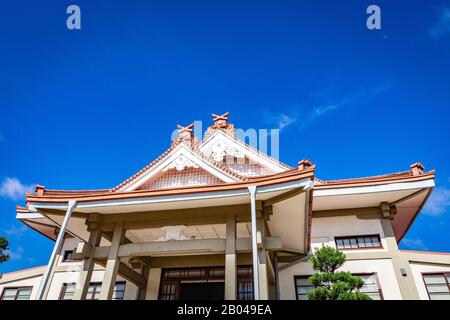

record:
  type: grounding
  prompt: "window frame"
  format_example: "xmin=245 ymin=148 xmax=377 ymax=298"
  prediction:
xmin=294 ymin=272 xmax=384 ymax=300
xmin=59 ymin=282 xmax=76 ymax=300
xmin=62 ymin=250 xmax=75 ymax=262
xmin=113 ymin=281 xmax=126 ymax=300
xmin=353 ymin=272 xmax=384 ymax=300
xmin=58 ymin=282 xmax=126 ymax=300
xmin=421 ymin=272 xmax=450 ymax=300
xmin=293 ymin=275 xmax=315 ymax=300
xmin=334 ymin=234 xmax=383 ymax=250
xmin=0 ymin=286 xmax=33 ymax=300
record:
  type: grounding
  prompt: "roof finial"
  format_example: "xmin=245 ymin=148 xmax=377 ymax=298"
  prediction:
xmin=410 ymin=162 xmax=424 ymax=176
xmin=212 ymin=112 xmax=230 ymax=128
xmin=298 ymin=159 xmax=313 ymax=171
xmin=176 ymin=123 xmax=194 ymax=141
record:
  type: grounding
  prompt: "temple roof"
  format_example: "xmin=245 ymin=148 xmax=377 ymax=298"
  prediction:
xmin=17 ymin=113 xmax=435 ymax=243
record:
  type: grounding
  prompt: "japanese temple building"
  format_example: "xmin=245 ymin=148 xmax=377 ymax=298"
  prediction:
xmin=1 ymin=113 xmax=450 ymax=300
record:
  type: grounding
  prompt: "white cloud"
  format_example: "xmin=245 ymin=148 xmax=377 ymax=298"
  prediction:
xmin=1 ymin=225 xmax=28 ymax=237
xmin=423 ymin=187 xmax=450 ymax=216
xmin=263 ymin=83 xmax=391 ymax=133
xmin=0 ymin=177 xmax=35 ymax=201
xmin=429 ymin=8 xmax=450 ymax=38
xmin=6 ymin=246 xmax=24 ymax=261
xmin=275 ymin=114 xmax=298 ymax=130
xmin=299 ymin=82 xmax=392 ymax=130
xmin=401 ymin=238 xmax=428 ymax=251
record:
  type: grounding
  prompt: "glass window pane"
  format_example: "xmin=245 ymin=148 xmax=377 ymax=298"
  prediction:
xmin=429 ymin=293 xmax=450 ymax=300
xmin=372 ymin=237 xmax=381 ymax=247
xmin=343 ymin=239 xmax=351 ymax=248
xmin=4 ymin=288 xmax=18 ymax=297
xmin=424 ymin=275 xmax=446 ymax=284
xmin=350 ymin=238 xmax=358 ymax=248
xmin=426 ymin=284 xmax=450 ymax=293
xmin=365 ymin=237 xmax=373 ymax=247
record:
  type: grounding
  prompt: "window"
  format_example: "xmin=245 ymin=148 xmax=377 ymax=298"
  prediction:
xmin=423 ymin=273 xmax=450 ymax=300
xmin=63 ymin=250 xmax=74 ymax=262
xmin=294 ymin=277 xmax=315 ymax=300
xmin=335 ymin=235 xmax=382 ymax=250
xmin=357 ymin=274 xmax=383 ymax=300
xmin=86 ymin=283 xmax=101 ymax=300
xmin=113 ymin=282 xmax=126 ymax=300
xmin=1 ymin=287 xmax=32 ymax=300
xmin=237 ymin=266 xmax=254 ymax=300
xmin=294 ymin=273 xmax=383 ymax=300
xmin=60 ymin=283 xmax=76 ymax=300
xmin=59 ymin=282 xmax=125 ymax=300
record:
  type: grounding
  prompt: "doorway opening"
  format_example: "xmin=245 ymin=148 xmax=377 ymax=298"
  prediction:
xmin=158 ymin=266 xmax=253 ymax=300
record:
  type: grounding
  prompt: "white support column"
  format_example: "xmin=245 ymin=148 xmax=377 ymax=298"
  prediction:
xmin=35 ymin=200 xmax=77 ymax=300
xmin=248 ymin=185 xmax=260 ymax=300
xmin=225 ymin=213 xmax=236 ymax=300
xmin=99 ymin=222 xmax=125 ymax=300
xmin=256 ymin=216 xmax=269 ymax=300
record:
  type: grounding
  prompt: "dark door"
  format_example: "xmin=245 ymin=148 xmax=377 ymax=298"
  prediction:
xmin=179 ymin=282 xmax=225 ymax=300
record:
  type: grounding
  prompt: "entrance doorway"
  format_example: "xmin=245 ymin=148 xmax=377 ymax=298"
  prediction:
xmin=158 ymin=266 xmax=253 ymax=300
xmin=179 ymin=282 xmax=225 ymax=300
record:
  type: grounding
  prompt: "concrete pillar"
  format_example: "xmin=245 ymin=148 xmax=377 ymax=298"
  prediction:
xmin=73 ymin=228 xmax=102 ymax=300
xmin=99 ymin=222 xmax=125 ymax=300
xmin=146 ymin=268 xmax=162 ymax=300
xmin=138 ymin=265 xmax=150 ymax=300
xmin=225 ymin=213 xmax=237 ymax=300
xmin=381 ymin=218 xmax=420 ymax=300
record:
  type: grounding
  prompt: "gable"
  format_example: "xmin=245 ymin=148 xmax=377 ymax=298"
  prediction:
xmin=116 ymin=143 xmax=240 ymax=192
xmin=199 ymin=130 xmax=291 ymax=175
xmin=136 ymin=167 xmax=225 ymax=190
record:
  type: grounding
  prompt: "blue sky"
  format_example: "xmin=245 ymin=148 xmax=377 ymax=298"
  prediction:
xmin=1 ymin=1 xmax=450 ymax=273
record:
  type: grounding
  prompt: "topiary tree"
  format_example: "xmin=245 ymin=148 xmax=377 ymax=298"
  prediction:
xmin=307 ymin=246 xmax=371 ymax=300
xmin=0 ymin=236 xmax=10 ymax=264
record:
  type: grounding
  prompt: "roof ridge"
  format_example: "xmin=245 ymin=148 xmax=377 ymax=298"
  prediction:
xmin=111 ymin=139 xmax=184 ymax=192
xmin=316 ymin=170 xmax=412 ymax=184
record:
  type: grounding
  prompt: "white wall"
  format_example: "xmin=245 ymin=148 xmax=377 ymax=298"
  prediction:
xmin=310 ymin=215 xmax=388 ymax=253
xmin=278 ymin=216 xmax=402 ymax=300
xmin=278 ymin=259 xmax=402 ymax=300
xmin=0 ymin=273 xmax=43 ymax=300
xmin=0 ymin=237 xmax=140 ymax=300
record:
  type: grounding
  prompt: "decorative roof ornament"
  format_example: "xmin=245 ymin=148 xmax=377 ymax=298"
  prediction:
xmin=162 ymin=155 xmax=200 ymax=171
xmin=212 ymin=112 xmax=230 ymax=128
xmin=205 ymin=112 xmax=236 ymax=138
xmin=177 ymin=123 xmax=194 ymax=141
xmin=203 ymin=140 xmax=245 ymax=162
